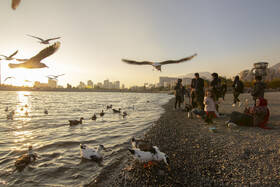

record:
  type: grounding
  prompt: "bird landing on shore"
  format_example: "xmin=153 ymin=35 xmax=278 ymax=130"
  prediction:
xmin=122 ymin=53 xmax=197 ymax=72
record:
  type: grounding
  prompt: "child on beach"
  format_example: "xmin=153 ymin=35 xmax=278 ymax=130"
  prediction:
xmin=204 ymin=90 xmax=219 ymax=124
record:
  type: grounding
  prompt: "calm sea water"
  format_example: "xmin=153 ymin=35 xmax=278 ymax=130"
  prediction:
xmin=0 ymin=91 xmax=173 ymax=186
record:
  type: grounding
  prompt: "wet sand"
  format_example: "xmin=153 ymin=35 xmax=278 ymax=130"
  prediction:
xmin=93 ymin=92 xmax=280 ymax=186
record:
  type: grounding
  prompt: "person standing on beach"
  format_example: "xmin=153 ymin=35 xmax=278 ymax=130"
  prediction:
xmin=204 ymin=90 xmax=219 ymax=124
xmin=210 ymin=73 xmax=221 ymax=111
xmin=190 ymin=73 xmax=204 ymax=109
xmin=232 ymin=76 xmax=244 ymax=107
xmin=174 ymin=79 xmax=183 ymax=110
xmin=251 ymin=76 xmax=265 ymax=105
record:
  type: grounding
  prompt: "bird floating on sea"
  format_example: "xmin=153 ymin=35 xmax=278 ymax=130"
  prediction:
xmin=100 ymin=110 xmax=105 ymax=116
xmin=27 ymin=34 xmax=61 ymax=44
xmin=15 ymin=146 xmax=37 ymax=171
xmin=69 ymin=117 xmax=84 ymax=126
xmin=0 ymin=50 xmax=18 ymax=61
xmin=92 ymin=114 xmax=97 ymax=120
xmin=113 ymin=108 xmax=121 ymax=113
xmin=122 ymin=53 xmax=197 ymax=72
xmin=5 ymin=107 xmax=9 ymax=112
xmin=107 ymin=105 xmax=113 ymax=109
xmin=80 ymin=144 xmax=106 ymax=160
xmin=122 ymin=111 xmax=127 ymax=117
xmin=10 ymin=42 xmax=60 ymax=69
xmin=44 ymin=109 xmax=48 ymax=114
xmin=11 ymin=0 xmax=21 ymax=10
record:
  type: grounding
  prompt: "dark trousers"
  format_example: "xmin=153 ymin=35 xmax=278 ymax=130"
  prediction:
xmin=233 ymin=91 xmax=240 ymax=104
xmin=205 ymin=111 xmax=216 ymax=124
xmin=174 ymin=95 xmax=182 ymax=109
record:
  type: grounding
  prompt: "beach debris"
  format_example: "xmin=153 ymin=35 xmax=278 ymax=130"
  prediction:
xmin=69 ymin=117 xmax=84 ymax=126
xmin=27 ymin=34 xmax=61 ymax=44
xmin=122 ymin=53 xmax=197 ymax=72
xmin=80 ymin=144 xmax=106 ymax=160
xmin=10 ymin=42 xmax=60 ymax=69
xmin=15 ymin=146 xmax=37 ymax=171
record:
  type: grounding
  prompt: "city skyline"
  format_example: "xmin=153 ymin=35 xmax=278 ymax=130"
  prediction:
xmin=1 ymin=1 xmax=280 ymax=87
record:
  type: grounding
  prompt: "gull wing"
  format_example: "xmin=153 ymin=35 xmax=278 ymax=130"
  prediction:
xmin=28 ymin=42 xmax=61 ymax=62
xmin=0 ymin=55 xmax=8 ymax=58
xmin=45 ymin=37 xmax=61 ymax=42
xmin=12 ymin=0 xmax=21 ymax=10
xmin=4 ymin=77 xmax=15 ymax=82
xmin=16 ymin=58 xmax=29 ymax=62
xmin=27 ymin=35 xmax=44 ymax=42
xmin=159 ymin=53 xmax=197 ymax=65
xmin=9 ymin=50 xmax=18 ymax=58
xmin=122 ymin=59 xmax=153 ymax=65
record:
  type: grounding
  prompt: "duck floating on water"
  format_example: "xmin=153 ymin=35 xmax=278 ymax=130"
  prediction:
xmin=107 ymin=105 xmax=112 ymax=109
xmin=69 ymin=117 xmax=84 ymax=126
xmin=129 ymin=144 xmax=170 ymax=170
xmin=80 ymin=144 xmax=106 ymax=160
xmin=20 ymin=107 xmax=24 ymax=111
xmin=122 ymin=111 xmax=128 ymax=117
xmin=100 ymin=110 xmax=105 ymax=117
xmin=7 ymin=112 xmax=14 ymax=120
xmin=5 ymin=107 xmax=8 ymax=112
xmin=92 ymin=114 xmax=97 ymax=120
xmin=15 ymin=146 xmax=37 ymax=171
xmin=44 ymin=109 xmax=48 ymax=114
xmin=113 ymin=108 xmax=121 ymax=113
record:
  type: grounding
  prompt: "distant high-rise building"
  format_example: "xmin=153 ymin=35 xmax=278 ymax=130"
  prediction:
xmin=96 ymin=82 xmax=103 ymax=88
xmin=114 ymin=81 xmax=120 ymax=89
xmin=104 ymin=79 xmax=110 ymax=89
xmin=78 ymin=81 xmax=86 ymax=89
xmin=122 ymin=84 xmax=125 ymax=89
xmin=159 ymin=77 xmax=177 ymax=87
xmin=87 ymin=80 xmax=93 ymax=88
xmin=67 ymin=83 xmax=72 ymax=89
xmin=48 ymin=78 xmax=57 ymax=88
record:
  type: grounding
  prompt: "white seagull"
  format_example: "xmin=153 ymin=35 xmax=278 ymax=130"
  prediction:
xmin=4 ymin=76 xmax=16 ymax=82
xmin=129 ymin=146 xmax=170 ymax=170
xmin=80 ymin=144 xmax=106 ymax=160
xmin=46 ymin=74 xmax=65 ymax=80
xmin=10 ymin=42 xmax=60 ymax=69
xmin=122 ymin=53 xmax=197 ymax=72
xmin=27 ymin=34 xmax=61 ymax=44
xmin=0 ymin=50 xmax=18 ymax=60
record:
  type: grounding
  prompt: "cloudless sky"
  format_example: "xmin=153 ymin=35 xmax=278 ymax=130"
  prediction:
xmin=1 ymin=0 xmax=280 ymax=87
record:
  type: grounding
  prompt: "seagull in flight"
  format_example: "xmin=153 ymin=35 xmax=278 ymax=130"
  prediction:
xmin=9 ymin=42 xmax=61 ymax=69
xmin=46 ymin=74 xmax=65 ymax=80
xmin=0 ymin=50 xmax=18 ymax=61
xmin=11 ymin=0 xmax=21 ymax=10
xmin=27 ymin=35 xmax=61 ymax=44
xmin=4 ymin=77 xmax=16 ymax=82
xmin=122 ymin=53 xmax=197 ymax=72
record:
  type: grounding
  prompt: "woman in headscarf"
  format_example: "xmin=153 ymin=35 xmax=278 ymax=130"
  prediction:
xmin=227 ymin=97 xmax=272 ymax=129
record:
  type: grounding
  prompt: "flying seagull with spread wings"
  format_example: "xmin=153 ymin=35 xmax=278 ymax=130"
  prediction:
xmin=4 ymin=77 xmax=16 ymax=82
xmin=11 ymin=0 xmax=21 ymax=10
xmin=0 ymin=50 xmax=18 ymax=60
xmin=9 ymin=42 xmax=60 ymax=69
xmin=46 ymin=74 xmax=65 ymax=80
xmin=122 ymin=53 xmax=197 ymax=72
xmin=27 ymin=35 xmax=61 ymax=44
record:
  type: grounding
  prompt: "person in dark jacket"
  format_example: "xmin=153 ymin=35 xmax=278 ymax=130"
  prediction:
xmin=232 ymin=76 xmax=244 ymax=107
xmin=210 ymin=73 xmax=221 ymax=111
xmin=174 ymin=79 xmax=183 ymax=110
xmin=251 ymin=76 xmax=265 ymax=105
xmin=190 ymin=73 xmax=204 ymax=109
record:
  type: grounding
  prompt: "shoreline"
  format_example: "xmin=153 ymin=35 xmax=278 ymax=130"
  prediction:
xmin=95 ymin=93 xmax=279 ymax=186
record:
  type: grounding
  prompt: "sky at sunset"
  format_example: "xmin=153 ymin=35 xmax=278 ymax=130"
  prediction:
xmin=1 ymin=0 xmax=280 ymax=87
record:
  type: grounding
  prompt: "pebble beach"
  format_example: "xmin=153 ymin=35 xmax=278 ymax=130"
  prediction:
xmin=94 ymin=92 xmax=280 ymax=186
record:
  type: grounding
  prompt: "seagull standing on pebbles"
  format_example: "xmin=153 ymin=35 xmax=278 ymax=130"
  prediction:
xmin=122 ymin=53 xmax=197 ymax=72
xmin=9 ymin=42 xmax=60 ymax=69
xmin=27 ymin=35 xmax=61 ymax=44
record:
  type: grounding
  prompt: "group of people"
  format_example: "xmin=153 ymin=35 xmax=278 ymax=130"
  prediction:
xmin=174 ymin=73 xmax=272 ymax=129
